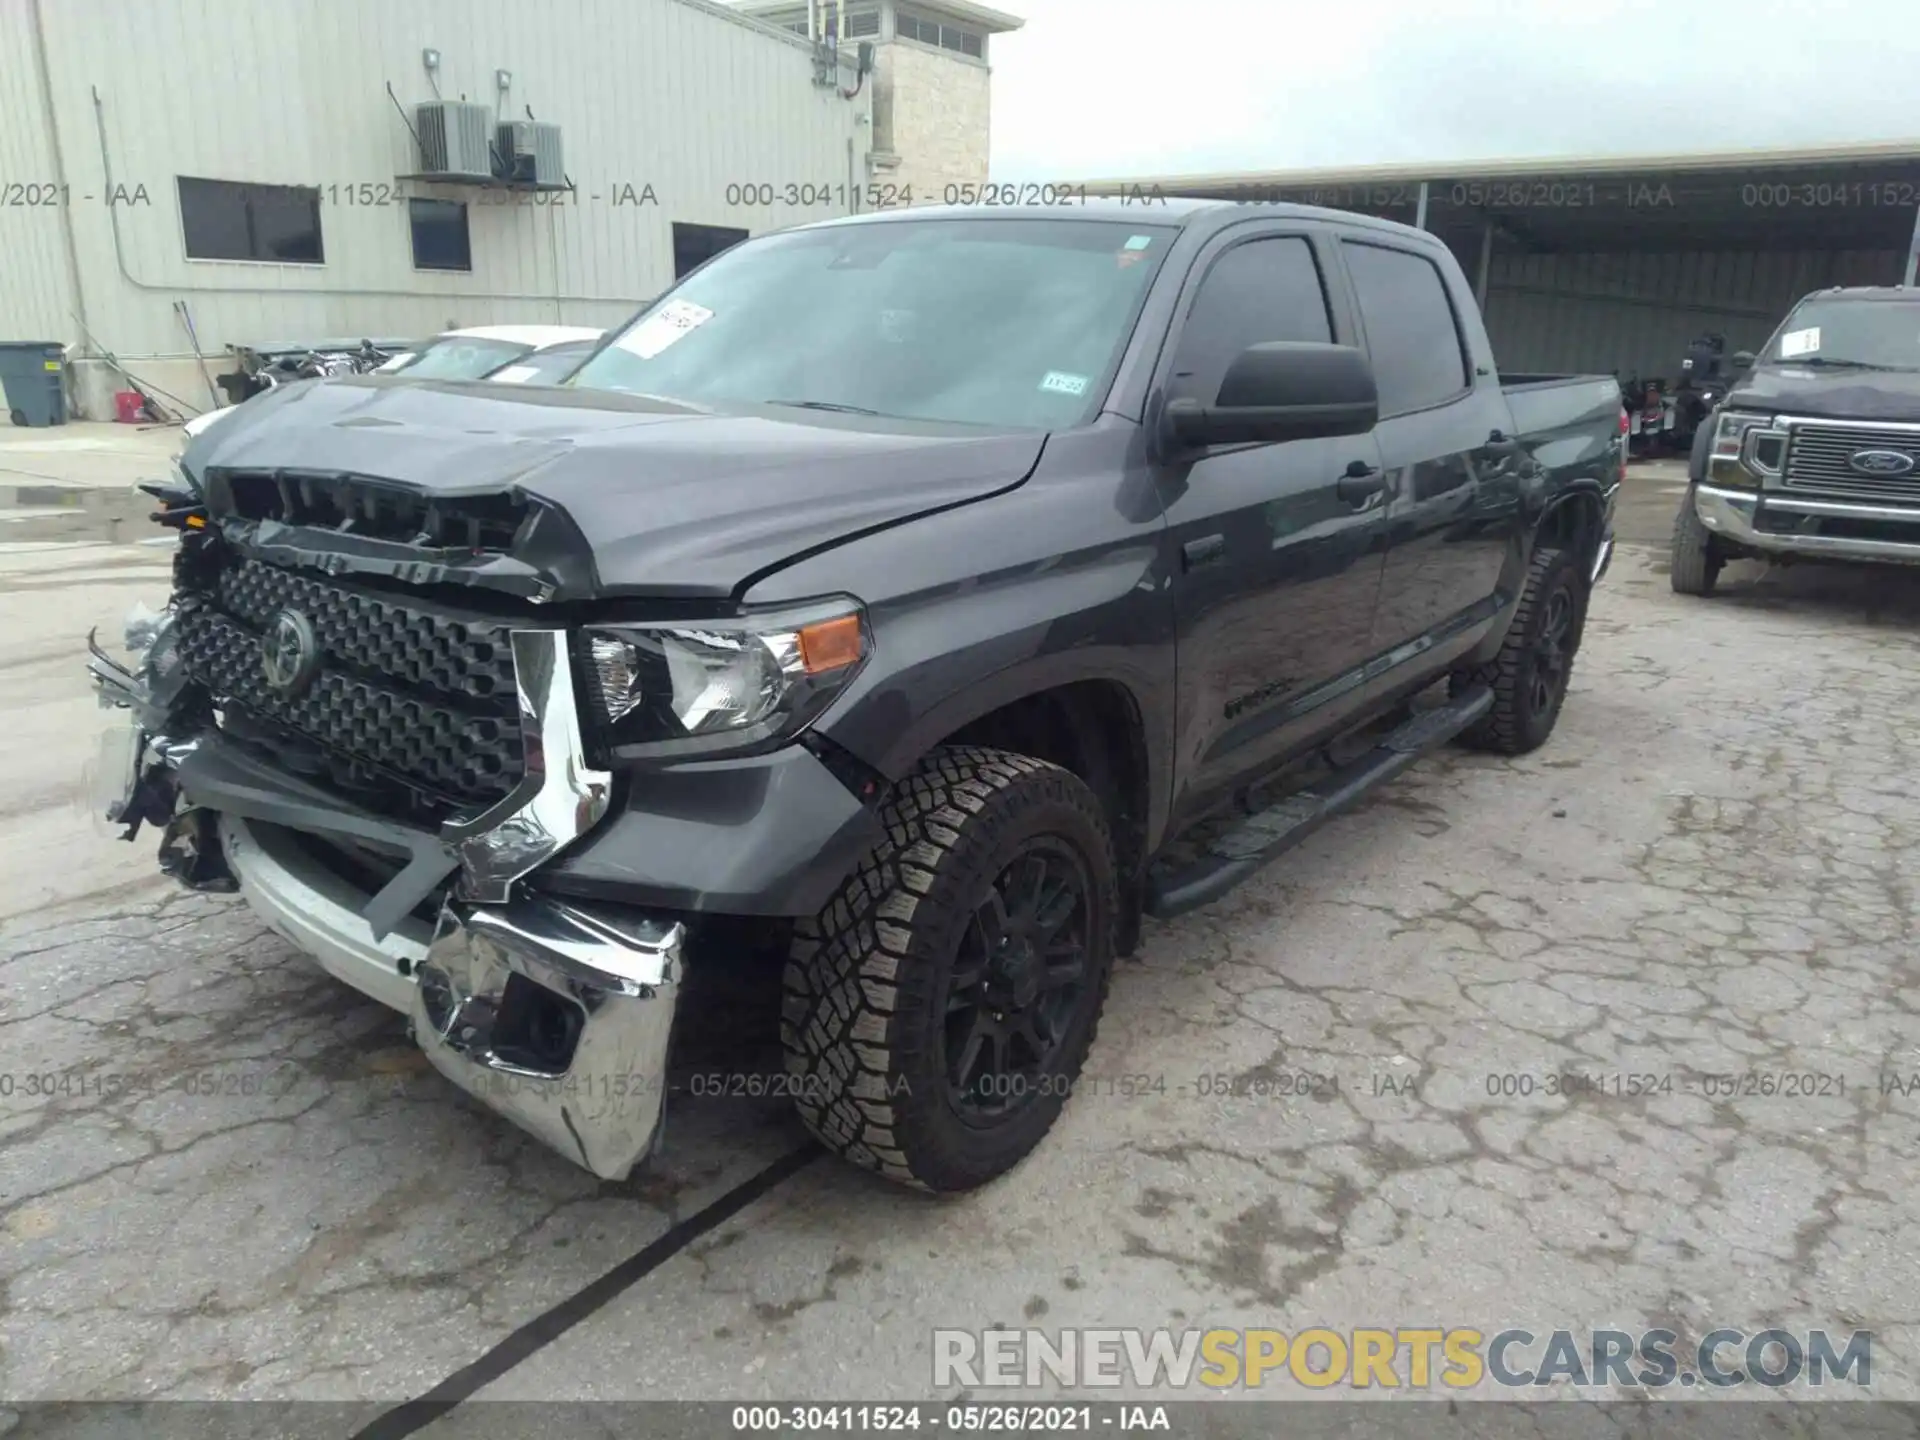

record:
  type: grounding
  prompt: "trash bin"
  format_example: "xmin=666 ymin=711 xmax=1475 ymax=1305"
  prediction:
xmin=0 ymin=342 xmax=69 ymax=427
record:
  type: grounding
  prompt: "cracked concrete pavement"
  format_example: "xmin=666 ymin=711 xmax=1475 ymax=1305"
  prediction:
xmin=3 ymin=446 xmax=1917 ymax=1411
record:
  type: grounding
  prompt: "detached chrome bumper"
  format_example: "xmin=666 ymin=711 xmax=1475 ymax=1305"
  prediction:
xmin=222 ymin=816 xmax=686 ymax=1179
xmin=88 ymin=612 xmax=683 ymax=1182
xmin=414 ymin=898 xmax=685 ymax=1180
xmin=1696 ymin=485 xmax=1920 ymax=565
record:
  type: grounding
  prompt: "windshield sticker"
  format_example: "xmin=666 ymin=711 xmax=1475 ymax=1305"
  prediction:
xmin=1778 ymin=326 xmax=1820 ymax=358
xmin=1041 ymin=371 xmax=1090 ymax=396
xmin=616 ymin=299 xmax=715 ymax=360
xmin=1124 ymin=235 xmax=1154 ymax=250
xmin=488 ymin=364 xmax=540 ymax=384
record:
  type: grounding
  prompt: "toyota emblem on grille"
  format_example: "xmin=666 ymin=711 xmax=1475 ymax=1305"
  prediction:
xmin=261 ymin=609 xmax=321 ymax=695
xmin=1847 ymin=448 xmax=1917 ymax=477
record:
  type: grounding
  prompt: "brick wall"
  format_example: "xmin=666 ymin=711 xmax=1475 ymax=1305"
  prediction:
xmin=870 ymin=40 xmax=991 ymax=204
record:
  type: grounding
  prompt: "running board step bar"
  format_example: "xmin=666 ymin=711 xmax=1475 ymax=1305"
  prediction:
xmin=1144 ymin=683 xmax=1493 ymax=921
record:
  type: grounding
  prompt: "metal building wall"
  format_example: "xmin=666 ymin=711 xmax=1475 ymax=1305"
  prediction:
xmin=1476 ymin=247 xmax=1905 ymax=379
xmin=0 ymin=1 xmax=79 ymax=345
xmin=3 ymin=0 xmax=867 ymax=364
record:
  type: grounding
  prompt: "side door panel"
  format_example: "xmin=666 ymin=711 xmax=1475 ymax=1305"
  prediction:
xmin=1154 ymin=228 xmax=1390 ymax=832
xmin=1337 ymin=239 xmax=1522 ymax=658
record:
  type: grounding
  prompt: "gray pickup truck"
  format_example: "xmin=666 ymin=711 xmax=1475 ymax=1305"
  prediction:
xmin=87 ymin=200 xmax=1624 ymax=1192
xmin=1673 ymin=285 xmax=1920 ymax=593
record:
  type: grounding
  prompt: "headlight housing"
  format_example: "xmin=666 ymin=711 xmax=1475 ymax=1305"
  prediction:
xmin=1706 ymin=410 xmax=1784 ymax=488
xmin=580 ymin=597 xmax=870 ymax=758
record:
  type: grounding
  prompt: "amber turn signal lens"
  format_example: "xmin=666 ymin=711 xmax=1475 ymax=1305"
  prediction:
xmin=797 ymin=614 xmax=864 ymax=674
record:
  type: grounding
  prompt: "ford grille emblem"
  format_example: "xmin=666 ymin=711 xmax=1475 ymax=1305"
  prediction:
xmin=261 ymin=609 xmax=321 ymax=695
xmin=1847 ymin=448 xmax=1917 ymax=477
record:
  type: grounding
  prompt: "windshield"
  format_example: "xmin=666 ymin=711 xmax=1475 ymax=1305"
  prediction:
xmin=568 ymin=218 xmax=1179 ymax=428
xmin=393 ymin=337 xmax=536 ymax=381
xmin=1763 ymin=299 xmax=1920 ymax=371
xmin=485 ymin=341 xmax=600 ymax=384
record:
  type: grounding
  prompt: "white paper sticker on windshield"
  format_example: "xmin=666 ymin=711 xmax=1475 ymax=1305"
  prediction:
xmin=617 ymin=299 xmax=715 ymax=360
xmin=1040 ymin=371 xmax=1089 ymax=396
xmin=1778 ymin=326 xmax=1820 ymax=357
xmin=1124 ymin=235 xmax=1153 ymax=251
xmin=489 ymin=364 xmax=540 ymax=384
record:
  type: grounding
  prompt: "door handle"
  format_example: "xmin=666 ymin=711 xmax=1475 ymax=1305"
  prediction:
xmin=1181 ymin=533 xmax=1225 ymax=570
xmin=1336 ymin=463 xmax=1387 ymax=506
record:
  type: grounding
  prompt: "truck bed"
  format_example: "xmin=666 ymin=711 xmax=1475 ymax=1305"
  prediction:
xmin=1501 ymin=373 xmax=1625 ymax=483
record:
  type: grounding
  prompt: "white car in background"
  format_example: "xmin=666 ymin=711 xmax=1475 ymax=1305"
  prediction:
xmin=372 ymin=324 xmax=606 ymax=382
xmin=182 ymin=325 xmax=605 ymax=439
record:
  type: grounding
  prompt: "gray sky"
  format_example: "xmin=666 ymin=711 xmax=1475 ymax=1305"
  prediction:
xmin=988 ymin=0 xmax=1920 ymax=181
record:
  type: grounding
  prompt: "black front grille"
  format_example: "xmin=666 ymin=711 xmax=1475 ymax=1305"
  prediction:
xmin=1781 ymin=424 xmax=1920 ymax=504
xmin=176 ymin=557 xmax=527 ymax=811
xmin=215 ymin=559 xmax=517 ymax=700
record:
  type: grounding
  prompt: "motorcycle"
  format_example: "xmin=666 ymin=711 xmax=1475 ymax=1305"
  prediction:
xmin=1628 ymin=378 xmax=1672 ymax=459
xmin=245 ymin=340 xmax=399 ymax=395
xmin=1671 ymin=332 xmax=1730 ymax=453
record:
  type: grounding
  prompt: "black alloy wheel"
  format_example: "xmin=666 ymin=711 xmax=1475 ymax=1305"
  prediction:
xmin=942 ymin=839 xmax=1091 ymax=1124
xmin=1527 ymin=586 xmax=1575 ymax=722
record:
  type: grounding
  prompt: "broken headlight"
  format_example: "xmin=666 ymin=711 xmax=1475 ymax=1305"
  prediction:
xmin=580 ymin=598 xmax=869 ymax=757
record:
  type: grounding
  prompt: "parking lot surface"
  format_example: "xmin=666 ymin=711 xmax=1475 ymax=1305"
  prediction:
xmin=3 ymin=450 xmax=1918 ymax=1416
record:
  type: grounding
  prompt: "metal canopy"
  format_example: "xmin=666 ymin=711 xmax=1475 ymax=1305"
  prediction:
xmin=1076 ymin=142 xmax=1920 ymax=255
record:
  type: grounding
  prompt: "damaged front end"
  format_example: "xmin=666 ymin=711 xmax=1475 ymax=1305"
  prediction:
xmin=82 ymin=488 xmax=689 ymax=1182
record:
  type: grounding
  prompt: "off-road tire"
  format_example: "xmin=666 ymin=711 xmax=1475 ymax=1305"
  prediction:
xmin=1669 ymin=488 xmax=1722 ymax=596
xmin=1451 ymin=545 xmax=1586 ymax=756
xmin=781 ymin=746 xmax=1118 ymax=1194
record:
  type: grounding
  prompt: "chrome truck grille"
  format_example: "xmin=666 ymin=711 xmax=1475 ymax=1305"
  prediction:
xmin=1781 ymin=422 xmax=1920 ymax=504
xmin=175 ymin=556 xmax=527 ymax=811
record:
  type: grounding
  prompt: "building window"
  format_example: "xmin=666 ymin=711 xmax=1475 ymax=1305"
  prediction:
xmin=178 ymin=177 xmax=323 ymax=264
xmin=410 ymin=198 xmax=472 ymax=272
xmin=896 ymin=8 xmax=983 ymax=55
xmin=673 ymin=222 xmax=750 ymax=279
xmin=787 ymin=7 xmax=879 ymax=39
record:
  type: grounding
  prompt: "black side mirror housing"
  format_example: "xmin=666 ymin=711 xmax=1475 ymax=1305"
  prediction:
xmin=1165 ymin=342 xmax=1379 ymax=449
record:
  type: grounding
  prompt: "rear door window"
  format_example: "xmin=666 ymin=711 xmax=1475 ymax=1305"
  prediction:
xmin=1340 ymin=241 xmax=1470 ymax=417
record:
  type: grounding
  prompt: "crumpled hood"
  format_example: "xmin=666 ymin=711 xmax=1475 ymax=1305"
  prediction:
xmin=1728 ymin=364 xmax=1920 ymax=424
xmin=185 ymin=375 xmax=1048 ymax=599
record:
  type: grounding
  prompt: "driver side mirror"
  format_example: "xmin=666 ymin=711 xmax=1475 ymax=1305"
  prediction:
xmin=1165 ymin=342 xmax=1379 ymax=449
xmin=1731 ymin=350 xmax=1755 ymax=374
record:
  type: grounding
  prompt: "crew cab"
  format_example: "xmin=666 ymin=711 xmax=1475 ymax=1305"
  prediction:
xmin=1672 ymin=285 xmax=1920 ymax=593
xmin=86 ymin=201 xmax=1622 ymax=1193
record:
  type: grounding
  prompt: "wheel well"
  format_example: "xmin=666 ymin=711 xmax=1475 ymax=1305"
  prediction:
xmin=1538 ymin=491 xmax=1602 ymax=568
xmin=941 ymin=681 xmax=1150 ymax=956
